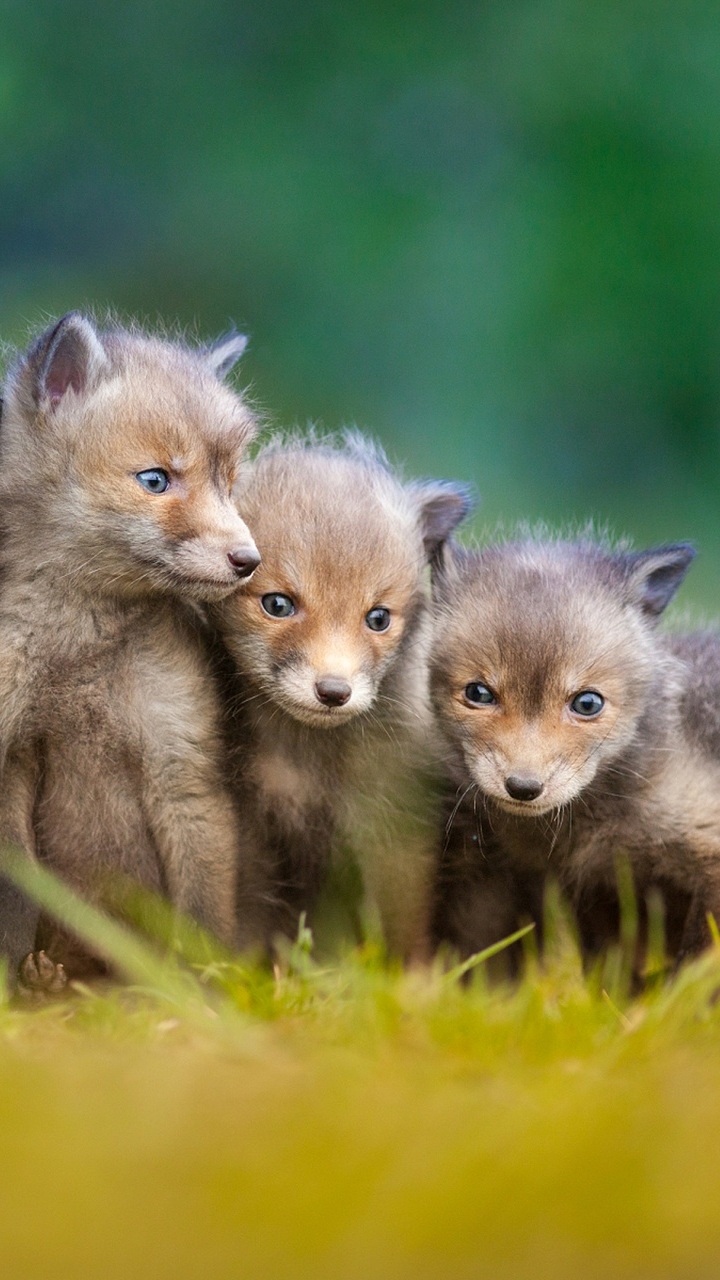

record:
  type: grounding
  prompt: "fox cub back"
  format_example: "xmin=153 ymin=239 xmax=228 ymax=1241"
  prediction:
xmin=214 ymin=434 xmax=470 ymax=959
xmin=0 ymin=313 xmax=259 ymax=984
xmin=428 ymin=535 xmax=720 ymax=963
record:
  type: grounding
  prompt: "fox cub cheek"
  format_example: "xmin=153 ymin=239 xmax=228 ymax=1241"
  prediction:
xmin=150 ymin=493 xmax=200 ymax=541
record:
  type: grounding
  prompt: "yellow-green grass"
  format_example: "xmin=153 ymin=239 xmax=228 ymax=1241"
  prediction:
xmin=1 ymin=861 xmax=720 ymax=1279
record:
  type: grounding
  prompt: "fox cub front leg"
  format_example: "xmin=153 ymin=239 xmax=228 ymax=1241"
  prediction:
xmin=0 ymin=744 xmax=69 ymax=995
xmin=678 ymin=860 xmax=720 ymax=958
xmin=345 ymin=764 xmax=441 ymax=964
xmin=359 ymin=812 xmax=438 ymax=963
xmin=138 ymin=646 xmax=240 ymax=948
xmin=0 ymin=646 xmax=37 ymax=952
xmin=143 ymin=746 xmax=240 ymax=950
xmin=0 ymin=744 xmax=43 ymax=987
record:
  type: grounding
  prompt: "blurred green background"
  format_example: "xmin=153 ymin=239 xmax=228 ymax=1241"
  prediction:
xmin=3 ymin=0 xmax=720 ymax=603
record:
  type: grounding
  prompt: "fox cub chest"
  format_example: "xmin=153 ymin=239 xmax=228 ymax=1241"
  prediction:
xmin=252 ymin=750 xmax=328 ymax=822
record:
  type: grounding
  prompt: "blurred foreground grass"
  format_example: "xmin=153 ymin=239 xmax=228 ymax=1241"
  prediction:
xmin=3 ymin=866 xmax=720 ymax=1279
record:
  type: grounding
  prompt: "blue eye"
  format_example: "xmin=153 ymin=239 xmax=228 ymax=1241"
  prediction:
xmin=366 ymin=607 xmax=391 ymax=632
xmin=136 ymin=469 xmax=170 ymax=494
xmin=570 ymin=690 xmax=604 ymax=717
xmin=464 ymin=682 xmax=496 ymax=706
xmin=261 ymin=593 xmax=295 ymax=619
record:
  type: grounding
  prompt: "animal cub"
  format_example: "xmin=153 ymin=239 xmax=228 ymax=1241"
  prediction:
xmin=0 ymin=313 xmax=259 ymax=985
xmin=214 ymin=435 xmax=470 ymax=960
xmin=428 ymin=535 xmax=720 ymax=963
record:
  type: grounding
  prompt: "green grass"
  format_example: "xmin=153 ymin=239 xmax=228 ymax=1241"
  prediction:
xmin=2 ymin=863 xmax=720 ymax=1279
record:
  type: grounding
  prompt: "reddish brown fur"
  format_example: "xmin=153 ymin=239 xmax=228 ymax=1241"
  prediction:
xmin=213 ymin=434 xmax=470 ymax=958
xmin=0 ymin=314 xmax=259 ymax=982
xmin=428 ymin=535 xmax=720 ymax=965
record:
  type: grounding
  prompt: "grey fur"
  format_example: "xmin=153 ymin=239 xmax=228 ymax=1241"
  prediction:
xmin=428 ymin=535 xmax=720 ymax=961
xmin=0 ymin=313 xmax=258 ymax=981
xmin=213 ymin=435 xmax=470 ymax=960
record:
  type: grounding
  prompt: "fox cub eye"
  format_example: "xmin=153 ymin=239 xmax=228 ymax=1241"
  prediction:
xmin=570 ymin=690 xmax=604 ymax=717
xmin=261 ymin=593 xmax=296 ymax=619
xmin=366 ymin=607 xmax=391 ymax=632
xmin=136 ymin=469 xmax=170 ymax=494
xmin=464 ymin=682 xmax=496 ymax=706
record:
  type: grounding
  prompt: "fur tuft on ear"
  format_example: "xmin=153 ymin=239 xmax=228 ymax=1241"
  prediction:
xmin=205 ymin=331 xmax=248 ymax=379
xmin=410 ymin=480 xmax=474 ymax=565
xmin=29 ymin=312 xmax=108 ymax=410
xmin=619 ymin=543 xmax=696 ymax=620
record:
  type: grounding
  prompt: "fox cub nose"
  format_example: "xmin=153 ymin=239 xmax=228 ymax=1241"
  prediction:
xmin=314 ymin=678 xmax=352 ymax=707
xmin=227 ymin=547 xmax=261 ymax=579
xmin=505 ymin=775 xmax=544 ymax=802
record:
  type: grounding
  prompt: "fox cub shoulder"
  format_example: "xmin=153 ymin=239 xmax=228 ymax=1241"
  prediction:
xmin=0 ymin=313 xmax=259 ymax=980
xmin=428 ymin=535 xmax=720 ymax=961
xmin=214 ymin=433 xmax=470 ymax=959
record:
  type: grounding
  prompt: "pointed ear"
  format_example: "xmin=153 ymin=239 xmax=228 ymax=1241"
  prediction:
xmin=205 ymin=331 xmax=248 ymax=379
xmin=411 ymin=480 xmax=474 ymax=565
xmin=619 ymin=543 xmax=696 ymax=620
xmin=29 ymin=312 xmax=108 ymax=409
xmin=429 ymin=537 xmax=467 ymax=597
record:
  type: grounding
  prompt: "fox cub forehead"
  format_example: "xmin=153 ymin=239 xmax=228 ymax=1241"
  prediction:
xmin=233 ymin=436 xmax=472 ymax=600
xmin=237 ymin=443 xmax=421 ymax=600
xmin=99 ymin=330 xmax=256 ymax=457
xmin=3 ymin=313 xmax=256 ymax=469
xmin=432 ymin=537 xmax=695 ymax=692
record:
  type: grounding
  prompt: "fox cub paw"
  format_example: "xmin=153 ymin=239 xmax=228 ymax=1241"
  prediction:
xmin=17 ymin=950 xmax=68 ymax=1001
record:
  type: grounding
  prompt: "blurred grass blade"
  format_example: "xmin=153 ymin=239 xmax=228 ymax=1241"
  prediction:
xmin=615 ymin=851 xmax=639 ymax=1000
xmin=0 ymin=845 xmax=205 ymax=1004
xmin=442 ymin=923 xmax=535 ymax=985
xmin=642 ymin=886 xmax=670 ymax=988
xmin=100 ymin=872 xmax=233 ymax=970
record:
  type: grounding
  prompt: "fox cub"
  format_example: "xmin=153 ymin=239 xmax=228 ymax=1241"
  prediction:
xmin=214 ymin=435 xmax=470 ymax=960
xmin=428 ymin=535 xmax=720 ymax=962
xmin=0 ymin=313 xmax=259 ymax=984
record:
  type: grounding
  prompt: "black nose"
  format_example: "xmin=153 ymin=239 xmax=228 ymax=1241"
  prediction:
xmin=505 ymin=775 xmax=544 ymax=802
xmin=227 ymin=547 xmax=261 ymax=579
xmin=315 ymin=678 xmax=352 ymax=707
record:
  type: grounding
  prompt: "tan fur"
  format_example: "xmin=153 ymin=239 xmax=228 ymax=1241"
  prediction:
xmin=0 ymin=314 xmax=259 ymax=975
xmin=213 ymin=434 xmax=470 ymax=960
xmin=429 ymin=536 xmax=720 ymax=961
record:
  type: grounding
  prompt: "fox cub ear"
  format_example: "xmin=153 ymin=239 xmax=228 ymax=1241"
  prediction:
xmin=619 ymin=543 xmax=696 ymax=620
xmin=428 ymin=536 xmax=469 ymax=595
xmin=205 ymin=331 xmax=249 ymax=379
xmin=28 ymin=312 xmax=108 ymax=410
xmin=411 ymin=480 xmax=474 ymax=564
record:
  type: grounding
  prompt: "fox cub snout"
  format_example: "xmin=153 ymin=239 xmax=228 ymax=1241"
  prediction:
xmin=214 ymin=434 xmax=470 ymax=957
xmin=1 ymin=312 xmax=259 ymax=599
xmin=431 ymin=538 xmax=694 ymax=814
